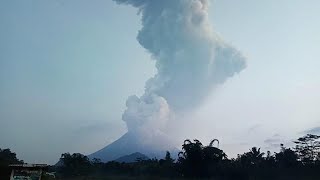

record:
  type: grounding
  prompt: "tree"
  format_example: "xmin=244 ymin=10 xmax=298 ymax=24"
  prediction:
xmin=237 ymin=147 xmax=265 ymax=168
xmin=164 ymin=151 xmax=174 ymax=164
xmin=158 ymin=151 xmax=176 ymax=177
xmin=177 ymin=139 xmax=226 ymax=177
xmin=0 ymin=148 xmax=23 ymax=166
xmin=59 ymin=153 xmax=92 ymax=177
xmin=275 ymin=144 xmax=298 ymax=168
xmin=178 ymin=139 xmax=204 ymax=177
xmin=265 ymin=151 xmax=276 ymax=168
xmin=0 ymin=148 xmax=23 ymax=179
xmin=203 ymin=139 xmax=227 ymax=164
xmin=294 ymin=134 xmax=320 ymax=164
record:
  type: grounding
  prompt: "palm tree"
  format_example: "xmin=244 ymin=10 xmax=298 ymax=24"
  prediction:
xmin=250 ymin=147 xmax=265 ymax=159
xmin=238 ymin=147 xmax=265 ymax=167
xmin=209 ymin=139 xmax=220 ymax=148
xmin=203 ymin=139 xmax=227 ymax=163
xmin=177 ymin=138 xmax=227 ymax=177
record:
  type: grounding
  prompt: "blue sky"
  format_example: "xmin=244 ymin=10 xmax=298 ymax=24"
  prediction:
xmin=0 ymin=0 xmax=320 ymax=164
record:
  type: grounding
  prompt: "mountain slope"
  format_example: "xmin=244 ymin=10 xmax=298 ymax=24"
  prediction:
xmin=114 ymin=152 xmax=149 ymax=163
xmin=89 ymin=132 xmax=179 ymax=162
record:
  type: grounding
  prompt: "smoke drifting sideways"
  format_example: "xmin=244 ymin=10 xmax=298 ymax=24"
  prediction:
xmin=115 ymin=0 xmax=247 ymax=135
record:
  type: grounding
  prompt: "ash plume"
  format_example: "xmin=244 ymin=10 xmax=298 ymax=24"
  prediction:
xmin=114 ymin=0 xmax=247 ymax=134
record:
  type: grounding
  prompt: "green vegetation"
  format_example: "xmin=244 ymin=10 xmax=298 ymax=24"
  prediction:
xmin=0 ymin=148 xmax=23 ymax=179
xmin=1 ymin=134 xmax=320 ymax=179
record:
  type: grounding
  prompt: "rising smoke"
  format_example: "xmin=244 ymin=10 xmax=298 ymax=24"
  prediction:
xmin=114 ymin=0 xmax=247 ymax=134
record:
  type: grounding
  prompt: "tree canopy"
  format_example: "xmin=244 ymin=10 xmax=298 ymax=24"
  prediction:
xmin=2 ymin=134 xmax=320 ymax=179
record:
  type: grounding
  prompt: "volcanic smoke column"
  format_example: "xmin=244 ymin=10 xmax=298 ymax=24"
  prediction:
xmin=89 ymin=0 xmax=247 ymax=162
xmin=116 ymin=0 xmax=247 ymax=135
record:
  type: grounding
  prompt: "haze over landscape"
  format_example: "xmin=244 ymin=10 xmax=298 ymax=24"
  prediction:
xmin=1 ymin=0 xmax=320 ymax=165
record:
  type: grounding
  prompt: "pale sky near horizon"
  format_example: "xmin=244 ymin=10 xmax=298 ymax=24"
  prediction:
xmin=1 ymin=0 xmax=320 ymax=164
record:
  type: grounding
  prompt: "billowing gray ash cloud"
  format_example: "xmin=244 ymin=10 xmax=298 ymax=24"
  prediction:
xmin=116 ymin=0 xmax=246 ymax=133
xmin=90 ymin=0 xmax=246 ymax=161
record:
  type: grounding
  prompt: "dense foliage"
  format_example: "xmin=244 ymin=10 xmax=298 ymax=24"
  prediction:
xmin=1 ymin=134 xmax=320 ymax=179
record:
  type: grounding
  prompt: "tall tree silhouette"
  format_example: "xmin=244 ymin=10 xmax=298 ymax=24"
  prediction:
xmin=203 ymin=139 xmax=227 ymax=164
xmin=177 ymin=139 xmax=226 ymax=177
xmin=178 ymin=139 xmax=204 ymax=177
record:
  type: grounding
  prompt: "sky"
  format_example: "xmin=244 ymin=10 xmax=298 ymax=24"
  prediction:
xmin=0 ymin=0 xmax=320 ymax=164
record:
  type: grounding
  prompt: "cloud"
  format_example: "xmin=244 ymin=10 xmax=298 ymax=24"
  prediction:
xmin=247 ymin=124 xmax=261 ymax=134
xmin=114 ymin=0 xmax=246 ymax=134
xmin=302 ymin=127 xmax=320 ymax=135
xmin=72 ymin=121 xmax=126 ymax=142
xmin=264 ymin=134 xmax=293 ymax=150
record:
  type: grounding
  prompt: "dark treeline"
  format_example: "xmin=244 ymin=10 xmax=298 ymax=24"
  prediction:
xmin=55 ymin=134 xmax=320 ymax=179
xmin=1 ymin=134 xmax=320 ymax=179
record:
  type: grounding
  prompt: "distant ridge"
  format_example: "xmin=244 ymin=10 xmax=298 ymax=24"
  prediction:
xmin=114 ymin=152 xmax=149 ymax=163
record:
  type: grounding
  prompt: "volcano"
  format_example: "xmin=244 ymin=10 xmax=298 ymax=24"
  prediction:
xmin=89 ymin=0 xmax=246 ymax=163
xmin=89 ymin=132 xmax=179 ymax=162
